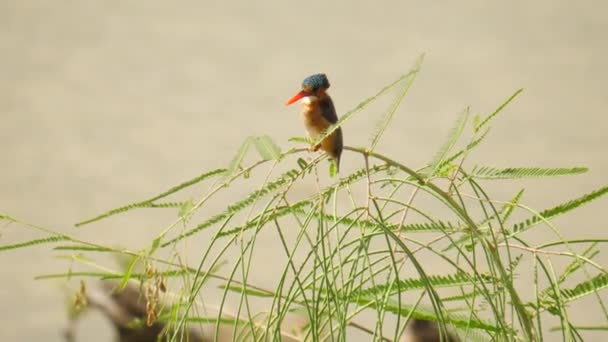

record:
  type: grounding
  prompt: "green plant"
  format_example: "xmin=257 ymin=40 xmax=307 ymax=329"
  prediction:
xmin=2 ymin=55 xmax=607 ymax=341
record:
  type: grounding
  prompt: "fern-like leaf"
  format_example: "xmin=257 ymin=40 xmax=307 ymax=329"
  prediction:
xmin=350 ymin=272 xmax=493 ymax=299
xmin=427 ymin=127 xmax=491 ymax=176
xmin=559 ymin=273 xmax=608 ymax=302
xmin=0 ymin=235 xmax=69 ymax=252
xmin=541 ymin=273 xmax=608 ymax=314
xmin=477 ymin=88 xmax=523 ymax=130
xmin=511 ymin=186 xmax=608 ymax=234
xmin=557 ymin=244 xmax=599 ymax=285
xmin=317 ymin=214 xmax=458 ymax=234
xmin=217 ymin=202 xmax=310 ymax=238
xmin=219 ymin=284 xmax=275 ymax=297
xmin=35 ymin=269 xmax=192 ymax=281
xmin=353 ymin=296 xmax=502 ymax=333
xmin=399 ymin=220 xmax=459 ymax=233
xmin=225 ymin=137 xmax=254 ymax=178
xmin=185 ymin=316 xmax=249 ymax=326
xmin=53 ymin=245 xmax=114 ymax=252
xmin=313 ymin=55 xmax=425 ymax=149
xmin=35 ymin=272 xmax=119 ymax=280
xmin=145 ymin=201 xmax=188 ymax=209
xmin=470 ymin=166 xmax=588 ymax=180
xmin=161 ymin=168 xmax=302 ymax=246
xmin=502 ymin=189 xmax=525 ymax=222
xmin=75 ymin=168 xmax=226 ymax=226
xmin=252 ymin=135 xmax=281 ymax=161
xmin=205 ymin=165 xmax=390 ymax=240
xmin=216 ymin=165 xmax=390 ymax=239
xmin=426 ymin=107 xmax=470 ymax=177
xmin=369 ymin=54 xmax=423 ymax=152
xmin=288 ymin=136 xmax=312 ymax=144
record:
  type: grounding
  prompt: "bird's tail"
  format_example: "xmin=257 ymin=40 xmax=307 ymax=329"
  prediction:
xmin=334 ymin=128 xmax=343 ymax=173
xmin=334 ymin=154 xmax=341 ymax=173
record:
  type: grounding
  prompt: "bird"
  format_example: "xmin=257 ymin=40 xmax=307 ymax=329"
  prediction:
xmin=286 ymin=73 xmax=343 ymax=172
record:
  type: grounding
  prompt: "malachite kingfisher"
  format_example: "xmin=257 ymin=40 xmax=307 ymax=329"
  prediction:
xmin=286 ymin=73 xmax=343 ymax=172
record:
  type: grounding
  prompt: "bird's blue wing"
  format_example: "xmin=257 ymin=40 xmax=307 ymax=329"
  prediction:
xmin=319 ymin=96 xmax=338 ymax=124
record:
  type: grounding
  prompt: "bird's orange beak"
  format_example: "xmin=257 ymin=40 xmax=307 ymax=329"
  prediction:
xmin=285 ymin=90 xmax=310 ymax=106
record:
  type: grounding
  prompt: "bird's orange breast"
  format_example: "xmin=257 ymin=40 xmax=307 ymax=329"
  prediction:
xmin=300 ymin=96 xmax=331 ymax=138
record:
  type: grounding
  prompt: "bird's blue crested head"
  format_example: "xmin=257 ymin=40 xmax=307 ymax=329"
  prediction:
xmin=302 ymin=73 xmax=330 ymax=91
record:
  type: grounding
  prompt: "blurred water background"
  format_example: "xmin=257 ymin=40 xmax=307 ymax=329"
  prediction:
xmin=1 ymin=1 xmax=607 ymax=340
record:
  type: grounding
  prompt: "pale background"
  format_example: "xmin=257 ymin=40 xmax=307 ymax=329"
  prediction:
xmin=1 ymin=1 xmax=607 ymax=341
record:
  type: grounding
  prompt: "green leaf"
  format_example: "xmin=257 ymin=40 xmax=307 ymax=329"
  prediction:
xmin=542 ymin=273 xmax=608 ymax=310
xmin=297 ymin=158 xmax=309 ymax=171
xmin=178 ymin=199 xmax=194 ymax=220
xmin=329 ymin=159 xmax=337 ymax=177
xmin=35 ymin=271 xmax=120 ymax=280
xmin=560 ymin=273 xmax=608 ymax=301
xmin=477 ymin=88 xmax=523 ymax=130
xmin=470 ymin=166 xmax=588 ymax=180
xmin=35 ymin=269 xmax=191 ymax=281
xmin=54 ymin=245 xmax=113 ymax=252
xmin=289 ymin=136 xmax=312 ymax=144
xmin=0 ymin=235 xmax=69 ymax=252
xmin=217 ymin=201 xmax=310 ymax=238
xmin=353 ymin=296 xmax=502 ymax=333
xmin=219 ymin=284 xmax=274 ymax=297
xmin=215 ymin=165 xmax=388 ymax=239
xmin=511 ymin=185 xmax=608 ymax=234
xmin=162 ymin=168 xmax=303 ymax=246
xmin=426 ymin=107 xmax=470 ymax=177
xmin=502 ymin=189 xmax=525 ymax=222
xmin=312 ymin=54 xmax=425 ymax=150
xmin=119 ymin=256 xmax=140 ymax=290
xmin=369 ymin=54 xmax=423 ymax=151
xmin=147 ymin=201 xmax=185 ymax=208
xmin=225 ymin=137 xmax=254 ymax=178
xmin=552 ymin=326 xmax=608 ymax=332
xmin=398 ymin=220 xmax=459 ymax=233
xmin=445 ymin=189 xmax=524 ymax=252
xmin=252 ymin=135 xmax=281 ymax=161
xmin=0 ymin=213 xmax=16 ymax=221
xmin=556 ymin=244 xmax=598 ymax=285
xmin=75 ymin=168 xmax=226 ymax=227
xmin=186 ymin=316 xmax=249 ymax=326
xmin=429 ymin=127 xmax=491 ymax=175
xmin=473 ymin=114 xmax=481 ymax=132
xmin=149 ymin=237 xmax=162 ymax=255
xmin=349 ymin=272 xmax=493 ymax=299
